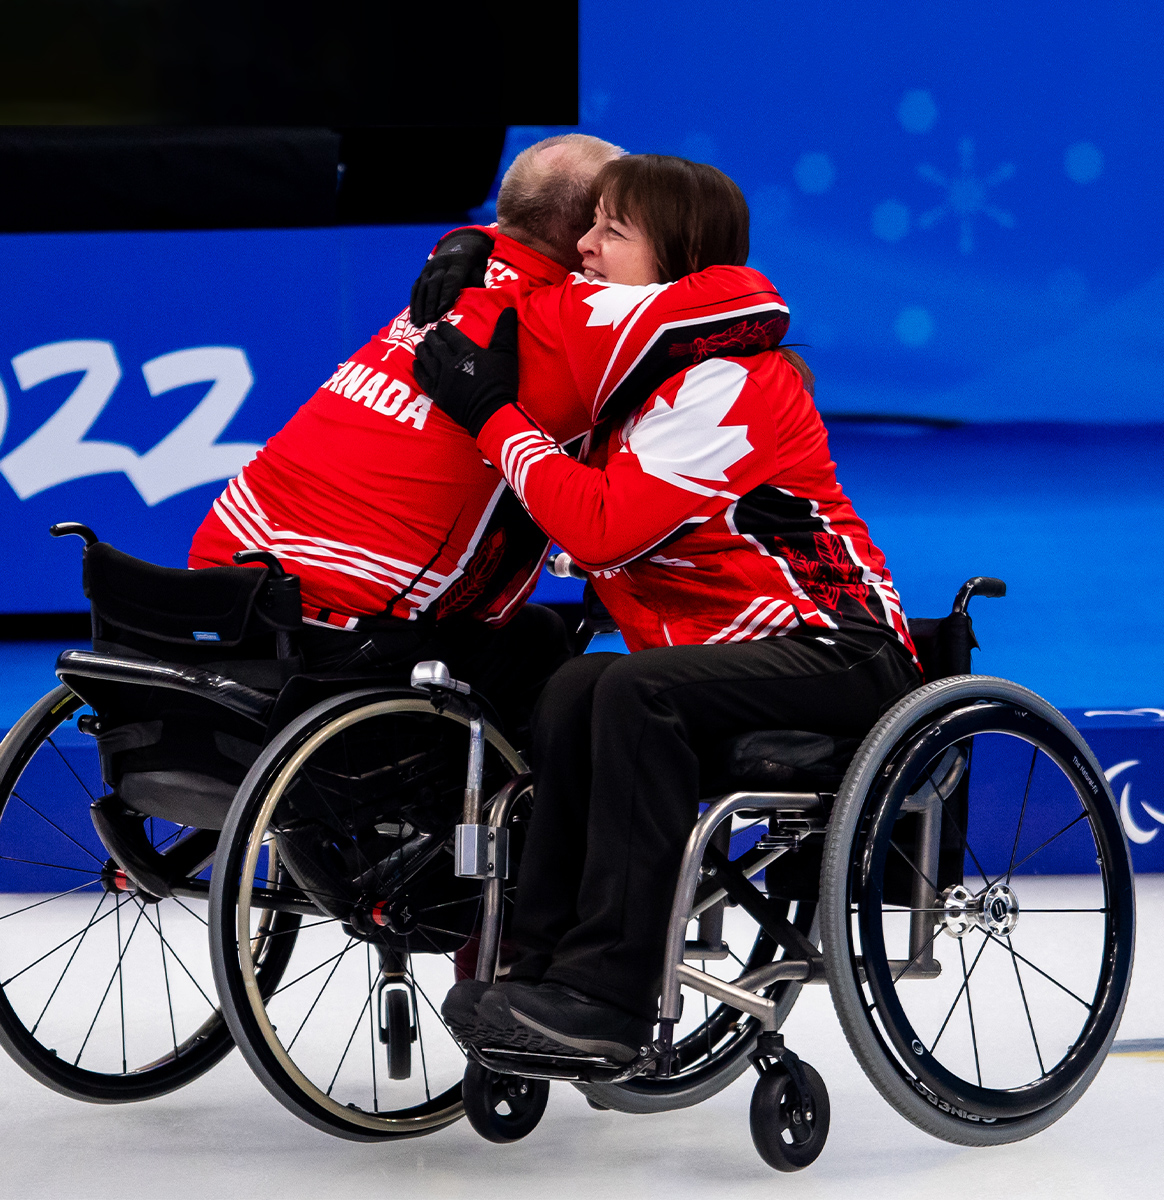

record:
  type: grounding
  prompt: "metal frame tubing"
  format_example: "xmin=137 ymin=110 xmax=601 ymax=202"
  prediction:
xmin=658 ymin=791 xmax=823 ymax=1025
xmin=474 ymin=773 xmax=534 ymax=984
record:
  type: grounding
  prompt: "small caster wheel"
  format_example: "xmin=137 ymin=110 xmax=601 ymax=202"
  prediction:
xmin=749 ymin=1062 xmax=830 ymax=1172
xmin=462 ymin=1061 xmax=550 ymax=1143
xmin=382 ymin=988 xmax=412 ymax=1080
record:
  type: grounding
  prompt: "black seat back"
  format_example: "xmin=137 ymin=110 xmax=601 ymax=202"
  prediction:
xmin=84 ymin=542 xmax=301 ymax=650
xmin=906 ymin=611 xmax=977 ymax=682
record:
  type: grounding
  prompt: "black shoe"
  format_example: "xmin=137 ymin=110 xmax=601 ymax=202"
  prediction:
xmin=480 ymin=981 xmax=653 ymax=1064
xmin=440 ymin=979 xmax=493 ymax=1044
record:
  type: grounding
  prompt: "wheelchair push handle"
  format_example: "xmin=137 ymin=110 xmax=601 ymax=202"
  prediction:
xmin=233 ymin=549 xmax=286 ymax=576
xmin=952 ymin=576 xmax=1006 ymax=615
xmin=49 ymin=522 xmax=98 ymax=547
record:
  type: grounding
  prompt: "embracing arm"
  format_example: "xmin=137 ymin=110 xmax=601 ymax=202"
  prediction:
xmin=414 ymin=306 xmax=772 ymax=571
xmin=475 ymin=358 xmax=762 ymax=571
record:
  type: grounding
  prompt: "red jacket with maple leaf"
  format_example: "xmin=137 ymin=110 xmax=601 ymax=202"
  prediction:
xmin=478 ymin=346 xmax=918 ymax=658
xmin=189 ymin=234 xmax=792 ymax=629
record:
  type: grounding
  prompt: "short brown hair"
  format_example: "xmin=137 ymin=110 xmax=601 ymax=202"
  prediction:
xmin=496 ymin=134 xmax=623 ymax=261
xmin=591 ymin=154 xmax=750 ymax=282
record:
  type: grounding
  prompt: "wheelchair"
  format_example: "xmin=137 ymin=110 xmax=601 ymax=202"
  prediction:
xmin=0 ymin=527 xmax=1135 ymax=1174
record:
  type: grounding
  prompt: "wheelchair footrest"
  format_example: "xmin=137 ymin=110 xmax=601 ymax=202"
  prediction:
xmin=471 ymin=1044 xmax=638 ymax=1083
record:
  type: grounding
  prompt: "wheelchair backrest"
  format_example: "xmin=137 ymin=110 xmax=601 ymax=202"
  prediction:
xmin=906 ymin=611 xmax=977 ymax=682
xmin=83 ymin=541 xmax=302 ymax=650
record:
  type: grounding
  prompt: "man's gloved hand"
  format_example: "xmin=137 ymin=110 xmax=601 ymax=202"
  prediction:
xmin=414 ymin=308 xmax=519 ymax=438
xmin=409 ymin=228 xmax=495 ymax=327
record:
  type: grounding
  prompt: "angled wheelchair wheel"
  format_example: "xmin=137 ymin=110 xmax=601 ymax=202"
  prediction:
xmin=210 ymin=688 xmax=526 ymax=1141
xmin=0 ymin=686 xmax=292 ymax=1101
xmin=820 ymin=676 xmax=1135 ymax=1145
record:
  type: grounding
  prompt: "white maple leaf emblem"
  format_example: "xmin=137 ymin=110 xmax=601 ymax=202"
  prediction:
xmin=579 ymin=280 xmax=669 ymax=327
xmin=627 ymin=359 xmax=752 ymax=496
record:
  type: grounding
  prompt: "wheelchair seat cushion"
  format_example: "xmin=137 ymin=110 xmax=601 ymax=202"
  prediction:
xmin=702 ymin=729 xmax=860 ymax=794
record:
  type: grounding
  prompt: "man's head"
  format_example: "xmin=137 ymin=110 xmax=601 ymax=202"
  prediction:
xmin=496 ymin=134 xmax=623 ymax=269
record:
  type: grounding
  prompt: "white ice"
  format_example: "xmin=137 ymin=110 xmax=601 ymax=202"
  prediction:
xmin=0 ymin=876 xmax=1161 ymax=1199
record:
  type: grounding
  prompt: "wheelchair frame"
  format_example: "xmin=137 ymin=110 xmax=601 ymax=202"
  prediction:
xmin=0 ymin=527 xmax=1136 ymax=1173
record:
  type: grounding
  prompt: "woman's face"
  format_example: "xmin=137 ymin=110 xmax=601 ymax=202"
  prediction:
xmin=577 ymin=200 xmax=661 ymax=286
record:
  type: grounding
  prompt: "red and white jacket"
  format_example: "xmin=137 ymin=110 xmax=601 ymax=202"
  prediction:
xmin=189 ymin=234 xmax=791 ymax=629
xmin=478 ymin=339 xmax=918 ymax=659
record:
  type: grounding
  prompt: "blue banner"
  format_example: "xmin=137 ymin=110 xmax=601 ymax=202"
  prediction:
xmin=0 ymin=225 xmax=444 ymax=611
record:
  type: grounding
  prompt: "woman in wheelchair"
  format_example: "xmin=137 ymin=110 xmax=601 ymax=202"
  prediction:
xmin=417 ymin=155 xmax=922 ymax=1062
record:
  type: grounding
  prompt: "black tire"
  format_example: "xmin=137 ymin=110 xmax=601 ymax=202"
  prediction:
xmin=210 ymin=688 xmax=526 ymax=1141
xmin=0 ymin=686 xmax=293 ymax=1102
xmin=462 ymin=1061 xmax=550 ymax=1143
xmin=820 ymin=676 xmax=1136 ymax=1145
xmin=749 ymin=1062 xmax=830 ymax=1171
xmin=384 ymin=988 xmax=412 ymax=1081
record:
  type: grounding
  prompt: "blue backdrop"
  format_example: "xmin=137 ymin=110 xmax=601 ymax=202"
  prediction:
xmin=1 ymin=0 xmax=1162 ymax=713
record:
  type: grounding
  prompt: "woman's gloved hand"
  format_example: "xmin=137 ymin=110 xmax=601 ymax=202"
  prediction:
xmin=409 ymin=228 xmax=495 ymax=327
xmin=414 ymin=307 xmax=519 ymax=438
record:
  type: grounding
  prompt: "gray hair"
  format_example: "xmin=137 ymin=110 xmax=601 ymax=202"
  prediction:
xmin=496 ymin=133 xmax=623 ymax=260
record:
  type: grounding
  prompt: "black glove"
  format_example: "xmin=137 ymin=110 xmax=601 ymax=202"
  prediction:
xmin=414 ymin=307 xmax=519 ymax=438
xmin=409 ymin=228 xmax=494 ymax=327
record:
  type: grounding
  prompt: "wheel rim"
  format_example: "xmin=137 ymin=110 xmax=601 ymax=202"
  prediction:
xmin=0 ymin=688 xmax=238 ymax=1098
xmin=220 ymin=695 xmax=525 ymax=1136
xmin=847 ymin=698 xmax=1134 ymax=1122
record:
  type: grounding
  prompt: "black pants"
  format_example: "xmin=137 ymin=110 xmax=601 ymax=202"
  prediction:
xmin=298 ymin=603 xmax=571 ymax=746
xmin=510 ymin=628 xmax=920 ymax=1019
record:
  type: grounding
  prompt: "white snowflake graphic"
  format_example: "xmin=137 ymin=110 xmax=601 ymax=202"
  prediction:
xmin=917 ymin=138 xmax=1016 ymax=254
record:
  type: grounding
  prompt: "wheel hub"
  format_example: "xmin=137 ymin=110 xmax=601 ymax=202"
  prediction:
xmin=940 ymin=882 xmax=1020 ymax=938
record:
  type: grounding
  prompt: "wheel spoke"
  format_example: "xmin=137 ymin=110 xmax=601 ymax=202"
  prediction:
xmin=74 ymin=897 xmax=147 ymax=1067
xmin=1006 ymin=746 xmax=1039 ymax=884
xmin=366 ymin=946 xmax=379 ymax=1112
xmin=929 ymin=933 xmax=989 ymax=1055
xmin=1000 ymin=812 xmax=1090 ymax=881
xmin=269 ymin=937 xmax=353 ymax=1000
xmin=0 ymin=879 xmax=103 ymax=922
xmin=1008 ymin=934 xmax=1046 ymax=1075
xmin=116 ymin=894 xmax=128 ymax=1073
xmin=3 ymin=899 xmax=124 ymax=986
xmin=170 ymin=897 xmax=210 ymax=927
xmin=981 ymin=930 xmax=1094 ymax=1010
xmin=286 ymin=938 xmax=358 ymax=1051
xmin=960 ymin=939 xmax=982 ymax=1087
xmin=47 ymin=735 xmax=97 ymax=802
xmin=132 ymin=902 xmax=217 ymax=1011
xmin=891 ymin=924 xmax=944 ymax=985
xmin=325 ymin=970 xmax=379 ymax=1097
xmin=0 ymin=855 xmax=103 ymax=879
xmin=888 ymin=839 xmax=938 ymax=894
xmin=157 ymin=907 xmax=179 ymax=1057
xmin=31 ymin=892 xmax=108 ymax=1034
xmin=11 ymin=790 xmax=103 ymax=865
xmin=408 ymin=953 xmax=433 ymax=1102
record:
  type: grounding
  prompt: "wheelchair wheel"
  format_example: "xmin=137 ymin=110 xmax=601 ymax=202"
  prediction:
xmin=820 ymin=675 xmax=1135 ymax=1145
xmin=750 ymin=1060 xmax=830 ymax=1171
xmin=580 ymin=842 xmax=818 ymax=1114
xmin=210 ymin=688 xmax=526 ymax=1141
xmin=0 ymin=685 xmax=292 ymax=1101
xmin=462 ymin=1061 xmax=550 ymax=1143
